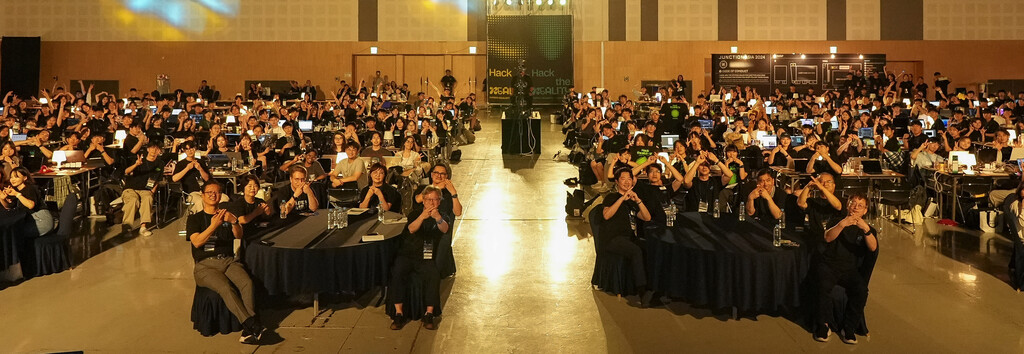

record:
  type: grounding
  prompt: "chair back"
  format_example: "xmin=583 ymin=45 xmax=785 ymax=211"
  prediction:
xmin=56 ymin=192 xmax=79 ymax=237
xmin=589 ymin=206 xmax=604 ymax=251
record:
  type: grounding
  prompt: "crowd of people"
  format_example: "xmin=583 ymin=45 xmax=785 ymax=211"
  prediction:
xmin=562 ymin=69 xmax=1024 ymax=345
xmin=0 ymin=72 xmax=477 ymax=344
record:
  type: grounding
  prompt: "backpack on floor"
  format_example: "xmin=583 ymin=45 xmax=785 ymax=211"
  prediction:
xmin=450 ymin=149 xmax=462 ymax=162
xmin=566 ymin=189 xmax=586 ymax=217
xmin=578 ymin=162 xmax=598 ymax=186
xmin=462 ymin=127 xmax=476 ymax=144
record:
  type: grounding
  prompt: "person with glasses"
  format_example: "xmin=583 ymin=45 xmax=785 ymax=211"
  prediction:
xmin=186 ymin=180 xmax=266 ymax=345
xmin=388 ymin=185 xmax=451 ymax=331
xmin=172 ymin=141 xmax=214 ymax=213
xmin=359 ymin=163 xmax=401 ymax=212
xmin=414 ymin=163 xmax=462 ymax=217
xmin=273 ymin=165 xmax=319 ymax=218
xmin=796 ymin=172 xmax=843 ymax=241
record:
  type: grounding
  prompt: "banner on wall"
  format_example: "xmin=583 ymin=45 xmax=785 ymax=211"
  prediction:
xmin=712 ymin=54 xmax=886 ymax=96
xmin=486 ymin=15 xmax=574 ymax=105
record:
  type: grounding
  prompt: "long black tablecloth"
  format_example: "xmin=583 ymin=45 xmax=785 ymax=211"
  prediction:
xmin=245 ymin=210 xmax=406 ymax=295
xmin=0 ymin=210 xmax=28 ymax=270
xmin=649 ymin=212 xmax=811 ymax=313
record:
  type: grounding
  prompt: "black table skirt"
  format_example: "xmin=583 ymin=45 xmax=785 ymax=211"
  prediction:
xmin=650 ymin=212 xmax=811 ymax=313
xmin=0 ymin=210 xmax=28 ymax=270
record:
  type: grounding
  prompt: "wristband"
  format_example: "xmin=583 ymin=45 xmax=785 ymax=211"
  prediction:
xmin=451 ymin=194 xmax=459 ymax=199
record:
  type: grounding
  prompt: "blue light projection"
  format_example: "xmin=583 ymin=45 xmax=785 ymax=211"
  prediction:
xmin=121 ymin=0 xmax=238 ymax=33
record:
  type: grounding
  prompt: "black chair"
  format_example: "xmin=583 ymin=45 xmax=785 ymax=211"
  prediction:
xmin=589 ymin=207 xmax=636 ymax=296
xmin=876 ymin=179 xmax=916 ymax=234
xmin=33 ymin=193 xmax=78 ymax=276
xmin=190 ymin=286 xmax=243 ymax=336
xmin=383 ymin=269 xmax=444 ymax=322
xmin=836 ymin=179 xmax=870 ymax=201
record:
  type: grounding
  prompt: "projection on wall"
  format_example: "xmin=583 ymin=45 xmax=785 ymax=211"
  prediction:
xmin=119 ymin=0 xmax=239 ymax=35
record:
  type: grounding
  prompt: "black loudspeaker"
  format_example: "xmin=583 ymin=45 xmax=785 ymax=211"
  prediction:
xmin=1 ymin=37 xmax=41 ymax=99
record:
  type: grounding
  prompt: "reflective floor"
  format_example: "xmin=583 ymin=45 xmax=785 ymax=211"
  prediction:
xmin=3 ymin=109 xmax=1024 ymax=353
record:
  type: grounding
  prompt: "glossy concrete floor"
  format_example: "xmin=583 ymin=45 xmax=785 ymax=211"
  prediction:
xmin=3 ymin=110 xmax=1024 ymax=353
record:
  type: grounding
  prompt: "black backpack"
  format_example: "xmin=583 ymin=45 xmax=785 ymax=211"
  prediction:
xmin=450 ymin=149 xmax=462 ymax=162
xmin=566 ymin=189 xmax=586 ymax=217
xmin=578 ymin=163 xmax=598 ymax=186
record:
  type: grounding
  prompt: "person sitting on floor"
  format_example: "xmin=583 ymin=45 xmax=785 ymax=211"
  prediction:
xmin=186 ymin=180 xmax=266 ymax=345
xmin=601 ymin=168 xmax=654 ymax=306
xmin=814 ymin=193 xmax=877 ymax=345
xmin=389 ymin=185 xmax=452 ymax=331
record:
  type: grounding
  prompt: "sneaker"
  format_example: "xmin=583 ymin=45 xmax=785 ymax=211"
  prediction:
xmin=238 ymin=327 xmax=255 ymax=344
xmin=140 ymin=226 xmax=153 ymax=237
xmin=813 ymin=325 xmax=830 ymax=342
xmin=840 ymin=329 xmax=857 ymax=345
xmin=422 ymin=313 xmax=437 ymax=330
xmin=389 ymin=314 xmax=407 ymax=330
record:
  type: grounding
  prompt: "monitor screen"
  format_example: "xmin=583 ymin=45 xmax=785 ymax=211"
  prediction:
xmin=800 ymin=119 xmax=814 ymax=126
xmin=189 ymin=114 xmax=203 ymax=123
xmin=660 ymin=134 xmax=679 ymax=148
xmin=859 ymin=127 xmax=873 ymax=139
xmin=298 ymin=120 xmax=313 ymax=132
xmin=759 ymin=136 xmax=778 ymax=149
xmin=924 ymin=129 xmax=936 ymax=138
xmin=765 ymin=106 xmax=777 ymax=115
xmin=791 ymin=135 xmax=805 ymax=147
xmin=11 ymin=134 xmax=27 ymax=142
xmin=172 ymin=109 xmax=183 ymax=115
xmin=698 ymin=120 xmax=713 ymax=130
xmin=225 ymin=115 xmax=236 ymax=124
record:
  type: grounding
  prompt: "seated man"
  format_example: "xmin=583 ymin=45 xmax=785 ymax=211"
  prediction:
xmin=186 ymin=180 xmax=266 ymax=344
xmin=273 ymin=165 xmax=319 ymax=218
xmin=636 ymin=155 xmax=684 ymax=228
xmin=806 ymin=141 xmax=842 ymax=175
xmin=910 ymin=137 xmax=944 ymax=169
xmin=227 ymin=175 xmax=274 ymax=241
xmin=797 ymin=172 xmax=844 ymax=240
xmin=329 ymin=142 xmax=365 ymax=189
xmin=172 ymin=141 xmax=214 ymax=213
xmin=121 ymin=142 xmax=165 ymax=236
xmin=814 ymin=193 xmax=878 ymax=345
xmin=83 ymin=133 xmax=115 ymax=165
xmin=745 ymin=169 xmax=785 ymax=220
xmin=601 ymin=168 xmax=654 ymax=306
xmin=682 ymin=151 xmax=733 ymax=212
xmin=280 ymin=149 xmax=327 ymax=181
xmin=388 ymin=185 xmax=452 ymax=331
xmin=360 ymin=163 xmax=402 ymax=212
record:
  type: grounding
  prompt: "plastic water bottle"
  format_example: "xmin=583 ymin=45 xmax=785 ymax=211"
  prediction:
xmin=773 ymin=223 xmax=782 ymax=247
xmin=340 ymin=208 xmax=349 ymax=228
xmin=378 ymin=206 xmax=386 ymax=223
xmin=665 ymin=204 xmax=676 ymax=227
xmin=629 ymin=213 xmax=637 ymax=233
xmin=779 ymin=209 xmax=786 ymax=229
xmin=713 ymin=202 xmax=720 ymax=219
xmin=327 ymin=207 xmax=334 ymax=229
xmin=738 ymin=202 xmax=746 ymax=221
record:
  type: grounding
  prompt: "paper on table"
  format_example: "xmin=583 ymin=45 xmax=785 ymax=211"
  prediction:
xmin=361 ymin=234 xmax=385 ymax=242
xmin=348 ymin=208 xmax=369 ymax=215
xmin=382 ymin=217 xmax=408 ymax=225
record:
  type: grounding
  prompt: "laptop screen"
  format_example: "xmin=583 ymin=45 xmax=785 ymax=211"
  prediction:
xmin=660 ymin=134 xmax=679 ymax=149
xmin=298 ymin=120 xmax=313 ymax=132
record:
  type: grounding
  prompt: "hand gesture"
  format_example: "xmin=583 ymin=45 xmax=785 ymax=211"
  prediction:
xmin=211 ymin=209 xmax=226 ymax=225
xmin=808 ymin=176 xmax=823 ymax=190
xmin=135 ymin=154 xmax=143 ymax=166
xmin=444 ymin=179 xmax=457 ymax=194
xmin=695 ymin=152 xmax=707 ymax=164
xmin=419 ymin=205 xmax=436 ymax=221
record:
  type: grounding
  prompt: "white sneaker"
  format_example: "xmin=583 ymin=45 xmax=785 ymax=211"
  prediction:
xmin=140 ymin=226 xmax=153 ymax=237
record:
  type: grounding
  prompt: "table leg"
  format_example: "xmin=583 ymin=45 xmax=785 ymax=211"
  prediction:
xmin=313 ymin=292 xmax=320 ymax=322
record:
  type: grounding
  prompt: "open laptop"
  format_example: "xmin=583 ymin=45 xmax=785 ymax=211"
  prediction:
xmin=298 ymin=120 xmax=313 ymax=132
xmin=791 ymin=158 xmax=810 ymax=172
xmin=791 ymin=135 xmax=805 ymax=147
xmin=860 ymin=159 xmax=883 ymax=174
xmin=758 ymin=136 xmax=778 ymax=149
xmin=660 ymin=134 xmax=679 ymax=149
xmin=11 ymin=134 xmax=27 ymax=142
xmin=207 ymin=154 xmax=231 ymax=170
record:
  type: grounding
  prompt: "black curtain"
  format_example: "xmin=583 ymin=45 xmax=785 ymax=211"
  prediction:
xmin=1 ymin=37 xmax=41 ymax=99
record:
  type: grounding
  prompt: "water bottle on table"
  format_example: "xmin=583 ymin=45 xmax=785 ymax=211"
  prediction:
xmin=773 ymin=223 xmax=782 ymax=247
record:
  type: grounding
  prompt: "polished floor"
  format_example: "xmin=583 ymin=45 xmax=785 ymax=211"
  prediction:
xmin=3 ymin=110 xmax=1024 ymax=353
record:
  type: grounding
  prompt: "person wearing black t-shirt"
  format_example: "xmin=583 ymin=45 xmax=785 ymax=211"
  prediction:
xmin=813 ymin=194 xmax=877 ymax=344
xmin=797 ymin=172 xmax=844 ymax=245
xmin=123 ymin=122 xmax=148 ymax=156
xmin=807 ymin=141 xmax=843 ymax=175
xmin=440 ymin=70 xmax=457 ymax=91
xmin=904 ymin=120 xmax=928 ymax=151
xmin=600 ymin=168 xmax=654 ymax=306
xmin=359 ymin=163 xmax=402 ymax=212
xmin=388 ymin=185 xmax=452 ymax=331
xmin=172 ymin=141 xmax=213 ymax=213
xmin=745 ymin=169 xmax=786 ymax=221
xmin=227 ymin=175 xmax=274 ymax=241
xmin=83 ymin=134 xmax=115 ymax=165
xmin=121 ymin=143 xmax=164 ymax=236
xmin=186 ymin=181 xmax=266 ymax=344
xmin=636 ymin=156 xmax=684 ymax=228
xmin=682 ymin=151 xmax=733 ymax=212
xmin=272 ymin=165 xmax=319 ymax=218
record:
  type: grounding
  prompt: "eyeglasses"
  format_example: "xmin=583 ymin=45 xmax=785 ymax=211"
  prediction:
xmin=423 ymin=198 xmax=441 ymax=202
xmin=203 ymin=191 xmax=220 ymax=196
xmin=431 ymin=171 xmax=448 ymax=176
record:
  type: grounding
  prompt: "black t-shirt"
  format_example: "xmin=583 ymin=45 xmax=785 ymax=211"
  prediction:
xmin=9 ymin=184 xmax=42 ymax=212
xmin=983 ymin=119 xmax=1000 ymax=133
xmin=186 ymin=211 xmax=236 ymax=263
xmin=684 ymin=176 xmax=722 ymax=212
xmin=803 ymin=197 xmax=843 ymax=243
xmin=123 ymin=135 xmax=142 ymax=154
xmin=397 ymin=206 xmax=454 ymax=259
xmin=358 ymin=183 xmax=402 ymax=213
xmin=172 ymin=159 xmax=209 ymax=193
xmin=601 ymin=135 xmax=628 ymax=155
xmin=750 ymin=187 xmax=787 ymax=221
xmin=907 ymin=133 xmax=928 ymax=151
xmin=272 ymin=187 xmax=314 ymax=214
xmin=225 ymin=197 xmax=268 ymax=239
xmin=883 ymin=136 xmax=901 ymax=151
xmin=601 ymin=192 xmax=639 ymax=241
xmin=413 ymin=185 xmax=456 ymax=217
xmin=637 ymin=182 xmax=676 ymax=225
xmin=822 ymin=223 xmax=876 ymax=271
xmin=127 ymin=157 xmax=165 ymax=190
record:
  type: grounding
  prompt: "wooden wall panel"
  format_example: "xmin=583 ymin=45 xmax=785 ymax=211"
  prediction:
xmin=354 ymin=55 xmax=398 ymax=89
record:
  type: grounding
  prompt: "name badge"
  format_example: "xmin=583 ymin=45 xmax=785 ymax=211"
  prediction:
xmin=423 ymin=241 xmax=434 ymax=260
xmin=146 ymin=178 xmax=156 ymax=189
xmin=698 ymin=201 xmax=709 ymax=213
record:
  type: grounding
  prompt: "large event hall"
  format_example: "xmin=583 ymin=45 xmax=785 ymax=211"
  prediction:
xmin=2 ymin=0 xmax=1024 ymax=352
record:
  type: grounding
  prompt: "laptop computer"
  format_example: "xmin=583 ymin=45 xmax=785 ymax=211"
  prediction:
xmin=860 ymin=159 xmax=883 ymax=174
xmin=660 ymin=134 xmax=679 ymax=149
xmin=791 ymin=135 xmax=805 ymax=147
xmin=298 ymin=120 xmax=313 ymax=132
xmin=207 ymin=154 xmax=231 ymax=170
xmin=11 ymin=134 xmax=27 ymax=142
xmin=792 ymin=158 xmax=810 ymax=172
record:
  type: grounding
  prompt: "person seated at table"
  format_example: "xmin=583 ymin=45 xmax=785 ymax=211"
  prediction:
xmin=121 ymin=142 xmax=165 ymax=237
xmin=606 ymin=148 xmax=639 ymax=180
xmin=206 ymin=134 xmax=231 ymax=155
xmin=186 ymin=180 xmax=266 ymax=345
xmin=361 ymin=131 xmax=394 ymax=163
xmin=59 ymin=132 xmax=85 ymax=151
xmin=797 ymin=172 xmax=843 ymax=240
xmin=814 ymin=193 xmax=878 ymax=344
xmin=835 ymin=133 xmax=864 ymax=163
xmin=274 ymin=122 xmax=305 ymax=160
xmin=360 ymin=163 xmax=401 ymax=212
xmin=280 ymin=149 xmax=327 ymax=182
xmin=172 ymin=141 xmax=215 ymax=214
xmin=989 ymin=129 xmax=1013 ymax=163
xmin=388 ymin=185 xmax=452 ymax=330
xmin=768 ymin=134 xmax=796 ymax=167
xmin=910 ymin=137 xmax=945 ymax=170
xmin=806 ymin=141 xmax=842 ymax=175
xmin=0 ymin=167 xmax=49 ymax=237
xmin=414 ymin=163 xmax=463 ymax=217
xmin=682 ymin=151 xmax=733 ymax=212
xmin=330 ymin=142 xmax=365 ymax=189
xmin=636 ymin=155 xmax=684 ymax=232
xmin=226 ymin=175 xmax=274 ymax=241
xmin=601 ymin=168 xmax=654 ymax=306
xmin=1 ymin=141 xmax=20 ymax=182
xmin=236 ymin=133 xmax=269 ymax=169
xmin=83 ymin=134 xmax=115 ymax=165
xmin=274 ymin=165 xmax=319 ymax=217
xmin=745 ymin=169 xmax=785 ymax=220
xmin=397 ymin=136 xmax=428 ymax=178
xmin=122 ymin=122 xmax=149 ymax=156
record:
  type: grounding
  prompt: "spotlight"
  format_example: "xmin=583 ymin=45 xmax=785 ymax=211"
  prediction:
xmin=536 ymin=0 xmax=542 ymax=5
xmin=829 ymin=46 xmax=837 ymax=54
xmin=548 ymin=0 xmax=553 ymax=4
xmin=830 ymin=54 xmax=835 ymax=59
xmin=730 ymin=46 xmax=738 ymax=54
xmin=800 ymin=54 xmax=806 ymax=59
xmin=858 ymin=54 xmax=864 ymax=59
xmin=506 ymin=0 xmax=512 ymax=5
xmin=559 ymin=0 xmax=566 ymax=5
xmin=370 ymin=46 xmax=378 ymax=54
xmin=469 ymin=46 xmax=477 ymax=54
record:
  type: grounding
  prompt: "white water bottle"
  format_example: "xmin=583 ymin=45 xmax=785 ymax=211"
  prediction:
xmin=773 ymin=223 xmax=782 ymax=247
xmin=738 ymin=202 xmax=746 ymax=221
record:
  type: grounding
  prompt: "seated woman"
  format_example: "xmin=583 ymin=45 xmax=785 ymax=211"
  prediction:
xmin=768 ymin=134 xmax=796 ymax=167
xmin=0 ymin=167 xmax=49 ymax=237
xmin=397 ymin=136 xmax=427 ymax=178
xmin=814 ymin=193 xmax=877 ymax=344
xmin=682 ymin=151 xmax=733 ymax=212
xmin=329 ymin=142 xmax=365 ymax=189
xmin=601 ymin=168 xmax=654 ymax=306
xmin=1 ymin=141 xmax=22 ymax=181
xmin=227 ymin=175 xmax=274 ymax=241
xmin=206 ymin=134 xmax=230 ymax=155
xmin=236 ymin=133 xmax=269 ymax=168
xmin=806 ymin=141 xmax=843 ymax=175
xmin=388 ymin=185 xmax=452 ymax=330
xmin=359 ymin=163 xmax=402 ymax=212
